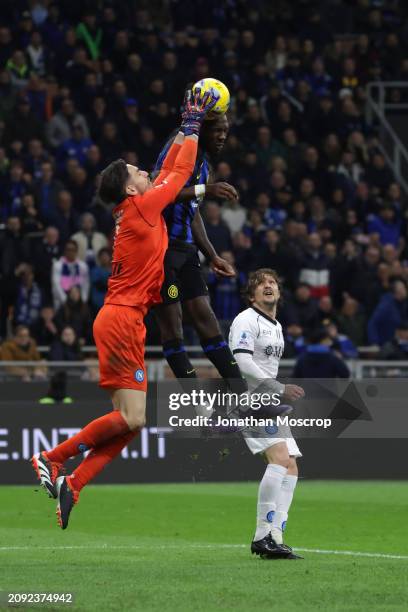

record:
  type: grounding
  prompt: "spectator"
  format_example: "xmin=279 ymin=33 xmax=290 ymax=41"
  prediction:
xmin=3 ymin=95 xmax=43 ymax=146
xmin=24 ymin=138 xmax=49 ymax=179
xmin=48 ymin=190 xmax=79 ymax=243
xmin=365 ymin=153 xmax=394 ymax=196
xmin=0 ymin=216 xmax=30 ymax=337
xmin=71 ymin=212 xmax=108 ymax=268
xmin=49 ymin=325 xmax=82 ymax=361
xmin=280 ymin=282 xmax=318 ymax=332
xmin=317 ymin=295 xmax=335 ymax=323
xmin=20 ymin=193 xmax=43 ymax=233
xmin=202 ymin=201 xmax=232 ymax=254
xmin=32 ymin=226 xmax=61 ymax=303
xmin=282 ymin=324 xmax=306 ymax=358
xmin=378 ymin=322 xmax=408 ymax=360
xmin=368 ymin=279 xmax=408 ymax=347
xmin=207 ymin=250 xmax=246 ymax=333
xmin=46 ymin=98 xmax=90 ymax=149
xmin=221 ymin=199 xmax=246 ymax=235
xmin=57 ymin=123 xmax=93 ymax=171
xmin=322 ymin=319 xmax=358 ymax=359
xmin=98 ymin=121 xmax=124 ymax=164
xmin=32 ymin=305 xmax=58 ymax=345
xmin=336 ymin=296 xmax=367 ymax=347
xmin=65 ymin=166 xmax=94 ymax=210
xmin=299 ymin=233 xmax=330 ymax=298
xmin=6 ymin=49 xmax=31 ymax=89
xmin=33 ymin=161 xmax=64 ymax=221
xmin=76 ymin=12 xmax=102 ymax=61
xmin=0 ymin=324 xmax=46 ymax=380
xmin=347 ymin=246 xmax=382 ymax=315
xmin=51 ymin=240 xmax=89 ymax=310
xmin=26 ymin=30 xmax=48 ymax=76
xmin=90 ymin=247 xmax=111 ymax=313
xmin=293 ymin=328 xmax=350 ymax=378
xmin=14 ymin=264 xmax=42 ymax=330
xmin=242 ymin=209 xmax=267 ymax=248
xmin=1 ymin=161 xmax=31 ymax=220
xmin=54 ymin=286 xmax=92 ymax=344
xmin=366 ymin=203 xmax=402 ymax=248
xmin=252 ymin=229 xmax=298 ymax=288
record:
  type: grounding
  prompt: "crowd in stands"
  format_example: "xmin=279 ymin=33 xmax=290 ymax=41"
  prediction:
xmin=1 ymin=0 xmax=408 ymax=374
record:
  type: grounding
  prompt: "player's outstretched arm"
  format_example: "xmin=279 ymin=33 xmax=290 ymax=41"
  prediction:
xmin=153 ymin=131 xmax=185 ymax=186
xmin=139 ymin=91 xmax=218 ymax=220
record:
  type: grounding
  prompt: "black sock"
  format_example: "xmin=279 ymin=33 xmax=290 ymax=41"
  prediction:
xmin=201 ymin=335 xmax=247 ymax=393
xmin=163 ymin=339 xmax=197 ymax=379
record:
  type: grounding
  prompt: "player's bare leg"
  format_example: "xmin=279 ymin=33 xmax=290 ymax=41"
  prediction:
xmin=56 ymin=389 xmax=146 ymax=529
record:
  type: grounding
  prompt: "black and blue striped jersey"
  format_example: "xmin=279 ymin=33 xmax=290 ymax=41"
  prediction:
xmin=154 ymin=139 xmax=210 ymax=244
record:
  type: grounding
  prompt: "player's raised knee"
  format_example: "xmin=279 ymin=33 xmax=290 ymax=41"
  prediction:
xmin=124 ymin=412 xmax=146 ymax=431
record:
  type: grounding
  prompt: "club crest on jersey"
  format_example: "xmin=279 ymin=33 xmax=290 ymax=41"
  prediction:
xmin=135 ymin=369 xmax=145 ymax=383
xmin=168 ymin=284 xmax=179 ymax=299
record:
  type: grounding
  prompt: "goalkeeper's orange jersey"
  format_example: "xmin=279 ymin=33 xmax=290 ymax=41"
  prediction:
xmin=104 ymin=138 xmax=197 ymax=312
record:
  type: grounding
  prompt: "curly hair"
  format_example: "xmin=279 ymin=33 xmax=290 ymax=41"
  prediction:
xmin=242 ymin=268 xmax=282 ymax=304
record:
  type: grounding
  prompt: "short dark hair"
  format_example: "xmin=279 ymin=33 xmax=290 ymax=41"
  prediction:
xmin=242 ymin=268 xmax=281 ymax=304
xmin=98 ymin=158 xmax=129 ymax=205
xmin=64 ymin=239 xmax=78 ymax=251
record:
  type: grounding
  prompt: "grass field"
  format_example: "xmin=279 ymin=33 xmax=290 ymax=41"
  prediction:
xmin=0 ymin=481 xmax=407 ymax=611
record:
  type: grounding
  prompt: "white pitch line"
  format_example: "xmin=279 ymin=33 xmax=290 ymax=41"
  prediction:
xmin=0 ymin=544 xmax=407 ymax=560
xmin=295 ymin=548 xmax=408 ymax=560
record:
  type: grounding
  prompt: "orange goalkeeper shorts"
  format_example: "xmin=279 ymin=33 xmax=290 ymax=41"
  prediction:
xmin=93 ymin=304 xmax=147 ymax=392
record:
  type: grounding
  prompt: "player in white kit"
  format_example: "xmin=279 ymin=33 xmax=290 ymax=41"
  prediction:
xmin=229 ymin=268 xmax=305 ymax=559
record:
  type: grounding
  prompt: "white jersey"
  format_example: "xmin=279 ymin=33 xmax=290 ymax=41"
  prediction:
xmin=229 ymin=306 xmax=284 ymax=379
xmin=229 ymin=306 xmax=301 ymax=458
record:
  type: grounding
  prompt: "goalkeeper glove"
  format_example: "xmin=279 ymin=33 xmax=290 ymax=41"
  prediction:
xmin=180 ymin=88 xmax=219 ymax=136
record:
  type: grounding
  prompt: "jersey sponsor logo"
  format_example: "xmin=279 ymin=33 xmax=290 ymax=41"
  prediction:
xmin=264 ymin=345 xmax=283 ymax=358
xmin=266 ymin=510 xmax=275 ymax=522
xmin=135 ymin=369 xmax=145 ymax=383
xmin=167 ymin=284 xmax=179 ymax=299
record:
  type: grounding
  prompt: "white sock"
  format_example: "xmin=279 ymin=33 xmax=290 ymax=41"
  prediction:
xmin=254 ymin=463 xmax=287 ymax=541
xmin=270 ymin=474 xmax=298 ymax=544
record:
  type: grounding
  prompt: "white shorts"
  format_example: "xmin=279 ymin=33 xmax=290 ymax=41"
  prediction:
xmin=243 ymin=429 xmax=302 ymax=457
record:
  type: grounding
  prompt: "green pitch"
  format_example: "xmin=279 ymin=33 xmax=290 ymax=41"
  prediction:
xmin=0 ymin=481 xmax=407 ymax=611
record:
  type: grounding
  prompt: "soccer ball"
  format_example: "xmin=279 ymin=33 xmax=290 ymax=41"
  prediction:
xmin=192 ymin=78 xmax=230 ymax=119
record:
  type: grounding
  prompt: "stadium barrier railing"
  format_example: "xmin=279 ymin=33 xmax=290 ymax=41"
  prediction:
xmin=365 ymin=81 xmax=408 ymax=194
xmin=0 ymin=359 xmax=408 ymax=382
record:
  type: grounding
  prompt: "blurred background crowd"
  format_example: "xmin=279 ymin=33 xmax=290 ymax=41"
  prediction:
xmin=1 ymin=0 xmax=408 ymax=372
